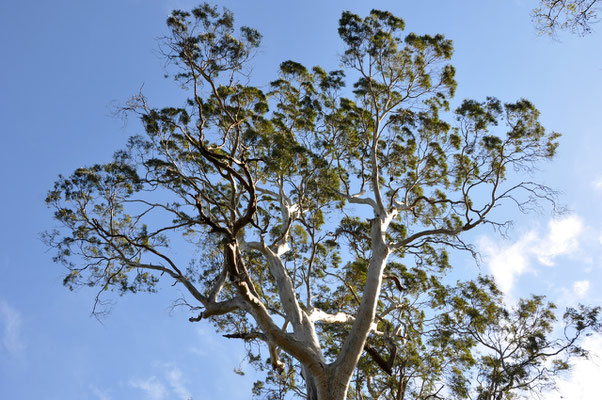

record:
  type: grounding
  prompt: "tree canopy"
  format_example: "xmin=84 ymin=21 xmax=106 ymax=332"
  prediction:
xmin=45 ymin=4 xmax=600 ymax=400
xmin=533 ymin=0 xmax=600 ymax=35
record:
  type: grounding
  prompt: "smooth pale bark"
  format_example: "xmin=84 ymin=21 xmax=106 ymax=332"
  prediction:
xmin=264 ymin=247 xmax=325 ymax=368
xmin=224 ymin=241 xmax=325 ymax=372
xmin=337 ymin=218 xmax=389 ymax=355
xmin=244 ymin=182 xmax=395 ymax=399
xmin=307 ymin=217 xmax=392 ymax=400
xmin=302 ymin=365 xmax=320 ymax=400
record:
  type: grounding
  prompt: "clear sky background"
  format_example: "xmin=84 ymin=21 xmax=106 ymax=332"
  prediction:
xmin=1 ymin=0 xmax=601 ymax=399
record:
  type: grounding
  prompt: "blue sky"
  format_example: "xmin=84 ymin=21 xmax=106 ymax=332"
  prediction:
xmin=1 ymin=0 xmax=601 ymax=398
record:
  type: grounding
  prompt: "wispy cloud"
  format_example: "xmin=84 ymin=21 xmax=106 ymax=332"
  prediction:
xmin=89 ymin=384 xmax=112 ymax=400
xmin=545 ymin=335 xmax=602 ymax=399
xmin=165 ymin=367 xmax=192 ymax=400
xmin=188 ymin=326 xmax=258 ymax=397
xmin=0 ymin=299 xmax=25 ymax=354
xmin=478 ymin=216 xmax=584 ymax=293
xmin=129 ymin=376 xmax=167 ymax=400
xmin=479 ymin=232 xmax=534 ymax=293
xmin=130 ymin=366 xmax=192 ymax=400
xmin=534 ymin=217 xmax=583 ymax=266
xmin=572 ymin=280 xmax=591 ymax=298
xmin=592 ymin=177 xmax=602 ymax=191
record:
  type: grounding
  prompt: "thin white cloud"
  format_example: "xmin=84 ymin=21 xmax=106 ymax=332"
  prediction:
xmin=188 ymin=327 xmax=259 ymax=398
xmin=478 ymin=232 xmax=534 ymax=293
xmin=572 ymin=280 xmax=590 ymax=298
xmin=89 ymin=384 xmax=111 ymax=400
xmin=189 ymin=326 xmax=229 ymax=358
xmin=478 ymin=216 xmax=583 ymax=293
xmin=129 ymin=377 xmax=167 ymax=400
xmin=534 ymin=216 xmax=583 ymax=266
xmin=545 ymin=335 xmax=602 ymax=399
xmin=0 ymin=299 xmax=25 ymax=354
xmin=592 ymin=177 xmax=602 ymax=191
xmin=165 ymin=367 xmax=192 ymax=400
xmin=130 ymin=366 xmax=193 ymax=400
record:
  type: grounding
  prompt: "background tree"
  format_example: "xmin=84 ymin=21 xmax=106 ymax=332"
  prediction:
xmin=45 ymin=4 xmax=600 ymax=400
xmin=338 ymin=276 xmax=601 ymax=400
xmin=533 ymin=0 xmax=600 ymax=35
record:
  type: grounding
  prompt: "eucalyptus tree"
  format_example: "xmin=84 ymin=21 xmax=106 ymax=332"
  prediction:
xmin=45 ymin=5 xmax=598 ymax=400
xmin=336 ymin=276 xmax=601 ymax=400
xmin=533 ymin=0 xmax=600 ymax=35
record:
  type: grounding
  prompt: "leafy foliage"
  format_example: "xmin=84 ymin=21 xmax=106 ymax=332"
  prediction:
xmin=45 ymin=4 xmax=598 ymax=400
xmin=533 ymin=0 xmax=600 ymax=35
